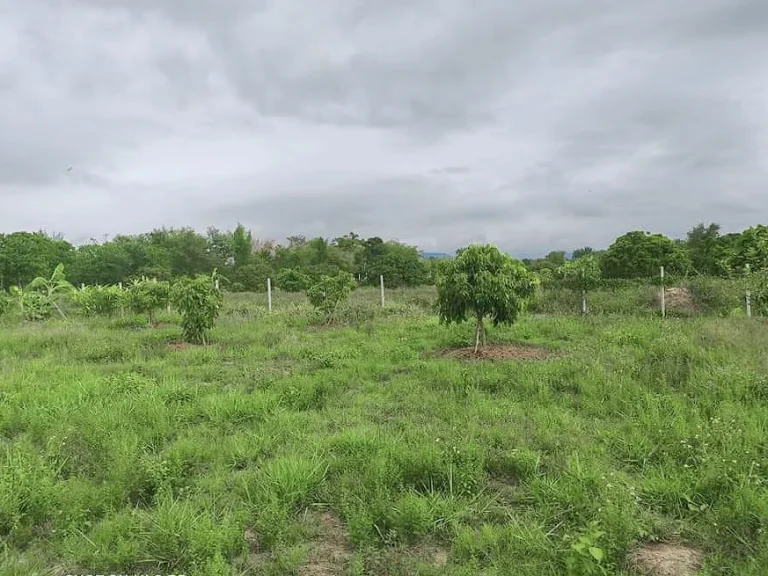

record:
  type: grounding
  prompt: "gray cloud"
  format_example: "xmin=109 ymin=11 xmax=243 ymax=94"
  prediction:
xmin=1 ymin=0 xmax=767 ymax=255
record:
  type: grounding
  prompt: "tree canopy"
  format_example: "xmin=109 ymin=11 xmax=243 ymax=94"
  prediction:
xmin=1 ymin=222 xmax=767 ymax=295
xmin=601 ymin=231 xmax=692 ymax=279
xmin=435 ymin=244 xmax=536 ymax=351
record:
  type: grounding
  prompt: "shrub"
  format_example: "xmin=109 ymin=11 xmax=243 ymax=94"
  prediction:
xmin=9 ymin=289 xmax=54 ymax=321
xmin=306 ymin=272 xmax=357 ymax=316
xmin=170 ymin=273 xmax=223 ymax=344
xmin=125 ymin=278 xmax=170 ymax=324
xmin=73 ymin=285 xmax=124 ymax=317
xmin=753 ymin=270 xmax=768 ymax=316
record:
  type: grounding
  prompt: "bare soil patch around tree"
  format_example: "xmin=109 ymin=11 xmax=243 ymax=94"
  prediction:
xmin=436 ymin=343 xmax=553 ymax=361
xmin=627 ymin=542 xmax=703 ymax=576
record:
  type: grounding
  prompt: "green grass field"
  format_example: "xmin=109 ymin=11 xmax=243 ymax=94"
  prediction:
xmin=1 ymin=288 xmax=767 ymax=575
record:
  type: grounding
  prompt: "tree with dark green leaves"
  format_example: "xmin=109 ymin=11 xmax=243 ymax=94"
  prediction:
xmin=436 ymin=244 xmax=536 ymax=352
xmin=232 ymin=224 xmax=253 ymax=269
xmin=0 ymin=231 xmax=73 ymax=289
xmin=276 ymin=268 xmax=312 ymax=292
xmin=601 ymin=231 xmax=691 ymax=279
xmin=732 ymin=225 xmax=768 ymax=274
xmin=571 ymin=247 xmax=595 ymax=260
xmin=686 ymin=223 xmax=721 ymax=275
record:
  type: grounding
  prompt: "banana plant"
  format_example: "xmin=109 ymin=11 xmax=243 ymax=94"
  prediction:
xmin=27 ymin=263 xmax=74 ymax=320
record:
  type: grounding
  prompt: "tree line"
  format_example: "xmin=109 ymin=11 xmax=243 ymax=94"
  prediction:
xmin=524 ymin=223 xmax=767 ymax=280
xmin=1 ymin=222 xmax=766 ymax=292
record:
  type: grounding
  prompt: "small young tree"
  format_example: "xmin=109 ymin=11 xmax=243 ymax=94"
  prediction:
xmin=555 ymin=255 xmax=601 ymax=314
xmin=171 ymin=272 xmax=223 ymax=345
xmin=306 ymin=271 xmax=357 ymax=317
xmin=436 ymin=244 xmax=536 ymax=352
xmin=27 ymin=263 xmax=75 ymax=319
xmin=126 ymin=277 xmax=170 ymax=325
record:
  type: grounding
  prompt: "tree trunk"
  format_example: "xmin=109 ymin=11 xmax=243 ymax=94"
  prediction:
xmin=474 ymin=317 xmax=484 ymax=354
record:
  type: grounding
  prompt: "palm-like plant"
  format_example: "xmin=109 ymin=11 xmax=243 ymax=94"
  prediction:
xmin=27 ymin=263 xmax=74 ymax=319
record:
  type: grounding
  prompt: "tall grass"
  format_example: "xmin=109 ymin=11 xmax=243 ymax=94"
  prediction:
xmin=0 ymin=291 xmax=766 ymax=574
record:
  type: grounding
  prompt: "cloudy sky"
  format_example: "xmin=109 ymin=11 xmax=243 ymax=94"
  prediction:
xmin=1 ymin=0 xmax=767 ymax=255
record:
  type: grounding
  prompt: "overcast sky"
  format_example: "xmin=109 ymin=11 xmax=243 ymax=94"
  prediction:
xmin=1 ymin=0 xmax=767 ymax=255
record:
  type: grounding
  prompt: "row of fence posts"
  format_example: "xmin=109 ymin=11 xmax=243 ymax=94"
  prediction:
xmin=85 ymin=271 xmax=756 ymax=318
xmin=81 ymin=275 xmax=386 ymax=316
xmin=659 ymin=266 xmax=753 ymax=318
xmin=255 ymin=275 xmax=385 ymax=313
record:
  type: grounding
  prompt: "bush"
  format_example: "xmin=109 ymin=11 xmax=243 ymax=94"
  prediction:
xmin=73 ymin=285 xmax=124 ymax=317
xmin=170 ymin=273 xmax=223 ymax=344
xmin=125 ymin=278 xmax=170 ymax=324
xmin=20 ymin=291 xmax=54 ymax=321
xmin=753 ymin=270 xmax=768 ymax=316
xmin=306 ymin=272 xmax=357 ymax=316
xmin=685 ymin=277 xmax=745 ymax=316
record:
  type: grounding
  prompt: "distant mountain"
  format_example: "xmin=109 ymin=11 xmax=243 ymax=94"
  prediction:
xmin=420 ymin=251 xmax=452 ymax=259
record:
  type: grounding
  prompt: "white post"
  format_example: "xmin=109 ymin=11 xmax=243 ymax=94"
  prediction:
xmin=746 ymin=290 xmax=752 ymax=318
xmin=118 ymin=282 xmax=123 ymax=290
xmin=380 ymin=275 xmax=385 ymax=307
xmin=582 ymin=290 xmax=587 ymax=315
xmin=660 ymin=266 xmax=666 ymax=318
xmin=215 ymin=278 xmax=220 ymax=291
xmin=80 ymin=283 xmax=85 ymax=290
xmin=267 ymin=278 xmax=272 ymax=312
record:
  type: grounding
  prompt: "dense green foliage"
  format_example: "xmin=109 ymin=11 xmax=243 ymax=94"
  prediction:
xmin=436 ymin=244 xmax=536 ymax=349
xmin=276 ymin=268 xmax=312 ymax=292
xmin=1 ymin=222 xmax=767 ymax=304
xmin=1 ymin=290 xmax=767 ymax=574
xmin=600 ymin=231 xmax=691 ymax=279
xmin=170 ymin=272 xmax=223 ymax=344
xmin=0 ymin=228 xmax=429 ymax=293
xmin=72 ymin=285 xmax=124 ymax=317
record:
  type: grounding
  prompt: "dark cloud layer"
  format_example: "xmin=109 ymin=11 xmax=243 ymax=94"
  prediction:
xmin=1 ymin=0 xmax=766 ymax=254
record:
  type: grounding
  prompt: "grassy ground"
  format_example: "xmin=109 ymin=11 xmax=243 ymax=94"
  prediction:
xmin=1 ymin=289 xmax=767 ymax=575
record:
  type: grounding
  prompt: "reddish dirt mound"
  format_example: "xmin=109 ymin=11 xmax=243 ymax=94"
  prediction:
xmin=302 ymin=511 xmax=351 ymax=576
xmin=660 ymin=287 xmax=696 ymax=313
xmin=628 ymin=543 xmax=703 ymax=576
xmin=439 ymin=344 xmax=552 ymax=361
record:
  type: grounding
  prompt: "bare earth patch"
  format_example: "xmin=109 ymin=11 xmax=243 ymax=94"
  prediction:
xmin=660 ymin=287 xmax=696 ymax=313
xmin=167 ymin=341 xmax=190 ymax=351
xmin=628 ymin=543 xmax=703 ymax=576
xmin=413 ymin=542 xmax=449 ymax=568
xmin=439 ymin=344 xmax=552 ymax=361
xmin=302 ymin=511 xmax=351 ymax=576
